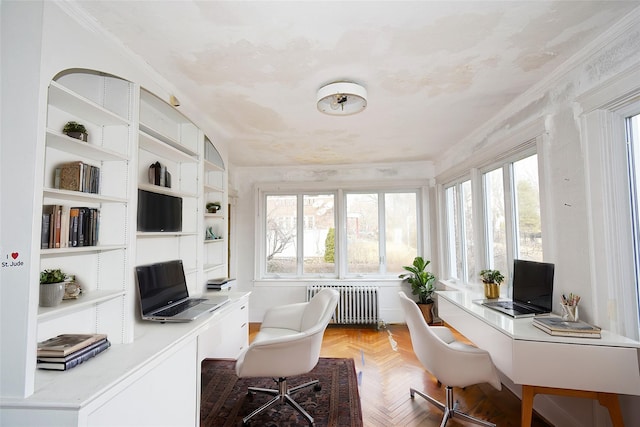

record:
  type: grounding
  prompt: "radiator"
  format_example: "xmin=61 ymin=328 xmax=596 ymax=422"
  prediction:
xmin=306 ymin=284 xmax=379 ymax=325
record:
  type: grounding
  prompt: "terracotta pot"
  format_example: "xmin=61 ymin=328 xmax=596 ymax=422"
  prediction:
xmin=484 ymin=282 xmax=500 ymax=299
xmin=418 ymin=302 xmax=434 ymax=324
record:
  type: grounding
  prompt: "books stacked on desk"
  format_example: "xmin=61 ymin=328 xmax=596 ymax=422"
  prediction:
xmin=532 ymin=316 xmax=602 ymax=338
xmin=207 ymin=277 xmax=233 ymax=291
xmin=37 ymin=333 xmax=111 ymax=371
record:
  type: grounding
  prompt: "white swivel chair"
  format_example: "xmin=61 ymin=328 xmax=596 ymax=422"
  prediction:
xmin=398 ymin=291 xmax=502 ymax=427
xmin=235 ymin=288 xmax=340 ymax=426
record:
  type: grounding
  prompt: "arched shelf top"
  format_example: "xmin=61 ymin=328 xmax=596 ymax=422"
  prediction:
xmin=205 ymin=136 xmax=225 ymax=171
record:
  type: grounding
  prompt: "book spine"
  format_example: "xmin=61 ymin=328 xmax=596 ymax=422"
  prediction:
xmin=41 ymin=213 xmax=51 ymax=249
xmin=53 ymin=205 xmax=62 ymax=248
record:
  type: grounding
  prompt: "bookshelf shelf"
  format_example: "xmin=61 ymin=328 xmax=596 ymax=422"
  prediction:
xmin=41 ymin=244 xmax=127 ymax=256
xmin=37 ymin=289 xmax=126 ymax=322
xmin=46 ymin=129 xmax=129 ymax=161
xmin=139 ymin=127 xmax=198 ymax=163
xmin=204 ymin=159 xmax=224 ymax=172
xmin=204 ymin=238 xmax=225 ymax=244
xmin=43 ymin=188 xmax=128 ymax=204
xmin=137 ymin=182 xmax=197 ymax=198
xmin=48 ymin=81 xmax=130 ymax=126
xmin=136 ymin=231 xmax=199 ymax=238
xmin=204 ymin=183 xmax=224 ymax=193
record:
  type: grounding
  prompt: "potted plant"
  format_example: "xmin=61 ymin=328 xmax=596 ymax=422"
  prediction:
xmin=63 ymin=121 xmax=88 ymax=142
xmin=206 ymin=202 xmax=221 ymax=213
xmin=39 ymin=268 xmax=68 ymax=307
xmin=479 ymin=269 xmax=504 ymax=299
xmin=399 ymin=256 xmax=437 ymax=323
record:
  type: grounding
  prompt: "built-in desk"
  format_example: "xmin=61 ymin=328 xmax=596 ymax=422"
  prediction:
xmin=1 ymin=291 xmax=249 ymax=427
xmin=437 ymin=291 xmax=640 ymax=427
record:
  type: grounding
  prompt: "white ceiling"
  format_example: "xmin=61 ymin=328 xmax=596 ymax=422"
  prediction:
xmin=73 ymin=1 xmax=639 ymax=167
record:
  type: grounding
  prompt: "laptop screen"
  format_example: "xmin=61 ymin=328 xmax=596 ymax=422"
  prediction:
xmin=135 ymin=260 xmax=189 ymax=315
xmin=512 ymin=259 xmax=555 ymax=311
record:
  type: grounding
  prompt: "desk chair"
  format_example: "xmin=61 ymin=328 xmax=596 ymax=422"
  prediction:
xmin=235 ymin=288 xmax=340 ymax=426
xmin=399 ymin=291 xmax=502 ymax=427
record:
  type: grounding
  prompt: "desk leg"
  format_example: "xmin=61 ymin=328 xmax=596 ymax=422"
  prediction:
xmin=520 ymin=385 xmax=624 ymax=427
xmin=521 ymin=385 xmax=535 ymax=427
xmin=596 ymin=393 xmax=624 ymax=427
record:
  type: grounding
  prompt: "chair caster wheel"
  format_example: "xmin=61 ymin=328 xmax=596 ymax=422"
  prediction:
xmin=313 ymin=384 xmax=322 ymax=392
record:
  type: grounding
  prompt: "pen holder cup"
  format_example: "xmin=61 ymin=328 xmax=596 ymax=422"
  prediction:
xmin=561 ymin=304 xmax=579 ymax=322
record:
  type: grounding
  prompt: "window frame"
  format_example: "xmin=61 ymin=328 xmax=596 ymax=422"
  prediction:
xmin=439 ymin=141 xmax=542 ymax=289
xmin=257 ymin=183 xmax=425 ymax=280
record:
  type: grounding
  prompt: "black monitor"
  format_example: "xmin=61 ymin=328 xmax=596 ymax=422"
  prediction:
xmin=137 ymin=189 xmax=182 ymax=232
xmin=512 ymin=259 xmax=555 ymax=311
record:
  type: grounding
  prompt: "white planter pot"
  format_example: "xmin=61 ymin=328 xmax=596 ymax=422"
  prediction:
xmin=40 ymin=282 xmax=65 ymax=307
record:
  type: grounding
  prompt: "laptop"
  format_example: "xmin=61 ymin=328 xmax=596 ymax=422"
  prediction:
xmin=480 ymin=259 xmax=555 ymax=318
xmin=135 ymin=259 xmax=230 ymax=322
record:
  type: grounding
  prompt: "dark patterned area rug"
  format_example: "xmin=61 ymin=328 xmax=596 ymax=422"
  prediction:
xmin=201 ymin=357 xmax=363 ymax=427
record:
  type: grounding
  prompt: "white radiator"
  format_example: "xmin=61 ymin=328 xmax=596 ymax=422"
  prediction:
xmin=306 ymin=284 xmax=379 ymax=325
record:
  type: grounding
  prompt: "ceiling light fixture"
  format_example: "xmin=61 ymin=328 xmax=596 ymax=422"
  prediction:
xmin=317 ymin=82 xmax=367 ymax=116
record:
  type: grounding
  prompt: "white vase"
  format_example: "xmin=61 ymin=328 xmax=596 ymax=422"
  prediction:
xmin=39 ymin=282 xmax=65 ymax=307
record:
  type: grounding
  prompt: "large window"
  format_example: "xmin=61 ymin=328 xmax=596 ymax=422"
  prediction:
xmin=627 ymin=112 xmax=640 ymax=331
xmin=442 ymin=149 xmax=542 ymax=286
xmin=443 ymin=180 xmax=474 ymax=283
xmin=262 ymin=189 xmax=419 ymax=278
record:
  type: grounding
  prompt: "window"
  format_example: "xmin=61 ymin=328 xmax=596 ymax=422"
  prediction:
xmin=261 ymin=188 xmax=419 ymax=278
xmin=627 ymin=112 xmax=640 ymax=330
xmin=442 ymin=149 xmax=542 ymax=287
xmin=482 ymin=153 xmax=541 ymax=285
xmin=443 ymin=180 xmax=474 ymax=283
xmin=265 ymin=194 xmax=335 ymax=276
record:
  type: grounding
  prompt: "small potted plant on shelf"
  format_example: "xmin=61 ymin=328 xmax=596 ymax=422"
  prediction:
xmin=479 ymin=269 xmax=504 ymax=299
xmin=206 ymin=202 xmax=221 ymax=213
xmin=63 ymin=121 xmax=88 ymax=142
xmin=39 ymin=268 xmax=69 ymax=307
xmin=399 ymin=256 xmax=437 ymax=324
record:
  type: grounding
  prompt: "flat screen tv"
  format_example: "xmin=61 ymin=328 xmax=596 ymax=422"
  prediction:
xmin=137 ymin=189 xmax=182 ymax=232
xmin=512 ymin=259 xmax=555 ymax=312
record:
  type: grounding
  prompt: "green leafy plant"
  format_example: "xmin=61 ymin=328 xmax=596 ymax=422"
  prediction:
xmin=40 ymin=269 xmax=68 ymax=284
xmin=479 ymin=269 xmax=504 ymax=285
xmin=399 ymin=256 xmax=436 ymax=304
xmin=63 ymin=121 xmax=87 ymax=134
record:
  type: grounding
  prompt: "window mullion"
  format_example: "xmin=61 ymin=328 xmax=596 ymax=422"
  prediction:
xmin=379 ymin=191 xmax=386 ymax=274
xmin=297 ymin=193 xmax=304 ymax=276
xmin=503 ymin=164 xmax=517 ymax=287
xmin=456 ymin=183 xmax=468 ymax=283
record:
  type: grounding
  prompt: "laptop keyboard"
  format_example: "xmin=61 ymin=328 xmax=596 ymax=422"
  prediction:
xmin=154 ymin=299 xmax=205 ymax=317
xmin=493 ymin=301 xmax=538 ymax=314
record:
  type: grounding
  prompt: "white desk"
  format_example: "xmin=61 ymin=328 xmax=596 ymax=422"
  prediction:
xmin=436 ymin=291 xmax=640 ymax=427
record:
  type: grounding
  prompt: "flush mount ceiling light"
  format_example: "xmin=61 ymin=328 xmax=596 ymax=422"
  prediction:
xmin=317 ymin=82 xmax=367 ymax=116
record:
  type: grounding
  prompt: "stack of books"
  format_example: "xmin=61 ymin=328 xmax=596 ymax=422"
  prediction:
xmin=37 ymin=333 xmax=111 ymax=371
xmin=207 ymin=277 xmax=233 ymax=291
xmin=41 ymin=205 xmax=100 ymax=249
xmin=532 ymin=316 xmax=602 ymax=338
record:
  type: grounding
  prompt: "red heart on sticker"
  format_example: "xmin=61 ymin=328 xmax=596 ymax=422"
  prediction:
xmin=11 ymin=252 xmax=18 ymax=259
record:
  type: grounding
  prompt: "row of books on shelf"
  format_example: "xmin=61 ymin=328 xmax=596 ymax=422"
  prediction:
xmin=54 ymin=161 xmax=100 ymax=194
xmin=41 ymin=205 xmax=99 ymax=249
xmin=37 ymin=333 xmax=111 ymax=371
xmin=532 ymin=315 xmax=602 ymax=338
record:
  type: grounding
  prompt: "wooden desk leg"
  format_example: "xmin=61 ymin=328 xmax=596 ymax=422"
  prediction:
xmin=520 ymin=385 xmax=624 ymax=427
xmin=521 ymin=385 xmax=535 ymax=427
xmin=597 ymin=393 xmax=624 ymax=427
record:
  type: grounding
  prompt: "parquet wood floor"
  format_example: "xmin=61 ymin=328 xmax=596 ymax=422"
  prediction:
xmin=249 ymin=323 xmax=553 ymax=427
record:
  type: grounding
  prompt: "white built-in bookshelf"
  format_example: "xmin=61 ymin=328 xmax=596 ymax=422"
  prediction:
xmin=23 ymin=70 xmax=232 ymax=424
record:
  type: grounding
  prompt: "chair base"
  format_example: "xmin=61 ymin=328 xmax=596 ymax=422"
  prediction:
xmin=410 ymin=386 xmax=496 ymax=427
xmin=243 ymin=377 xmax=320 ymax=426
